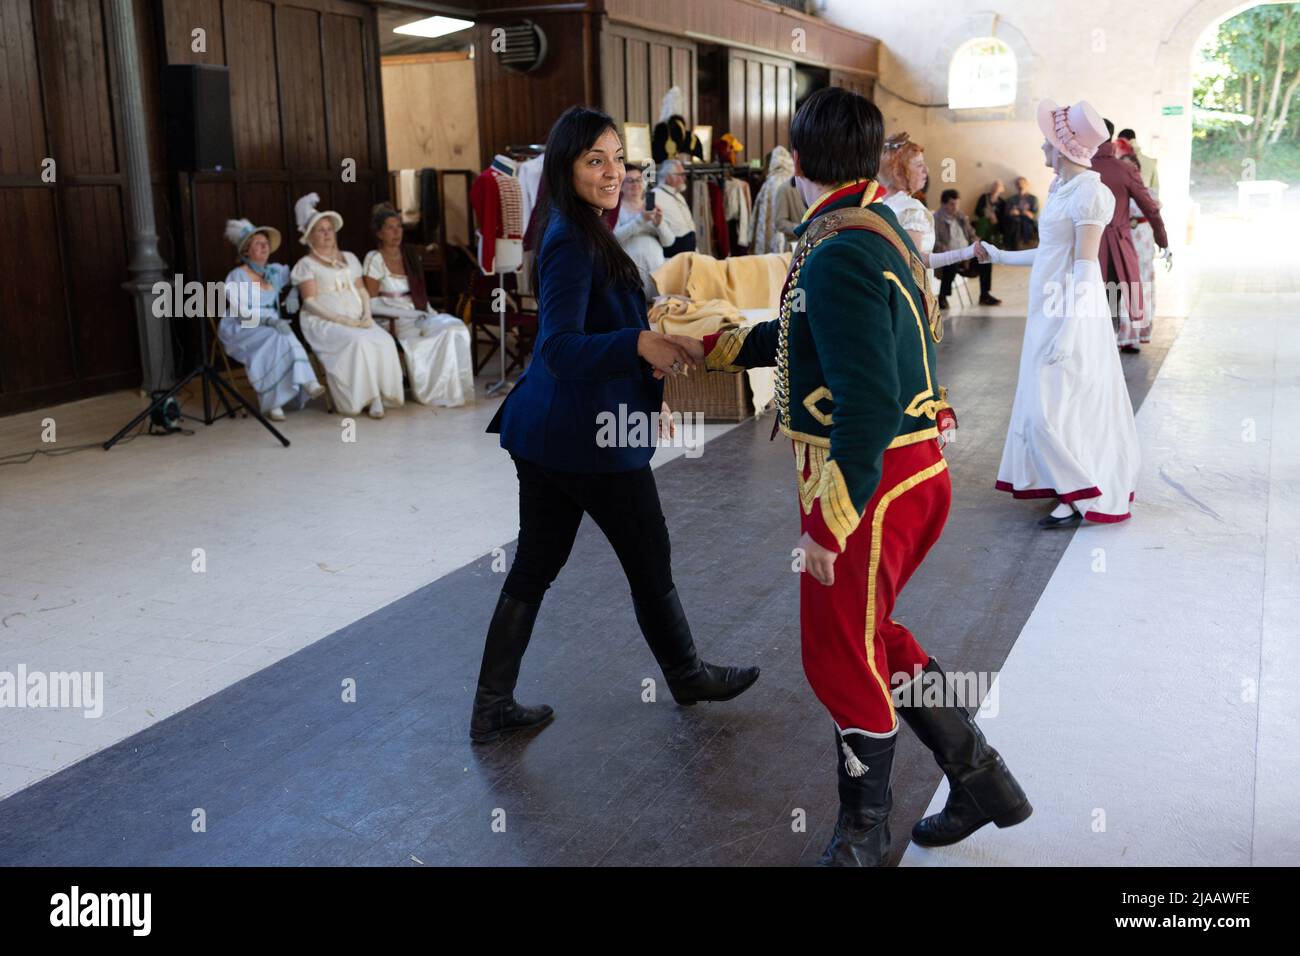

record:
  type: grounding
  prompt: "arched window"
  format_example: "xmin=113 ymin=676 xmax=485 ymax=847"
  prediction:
xmin=948 ymin=37 xmax=1017 ymax=110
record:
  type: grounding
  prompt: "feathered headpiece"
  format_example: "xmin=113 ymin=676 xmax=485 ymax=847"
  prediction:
xmin=223 ymin=218 xmax=281 ymax=256
xmin=294 ymin=193 xmax=343 ymax=246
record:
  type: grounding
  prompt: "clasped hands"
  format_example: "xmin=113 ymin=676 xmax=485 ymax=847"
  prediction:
xmin=638 ymin=331 xmax=705 ymax=380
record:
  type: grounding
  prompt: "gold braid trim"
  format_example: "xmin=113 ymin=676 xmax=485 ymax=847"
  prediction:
xmin=795 ymin=440 xmax=862 ymax=551
xmin=865 ymin=458 xmax=950 ymax=723
xmin=705 ymin=325 xmax=750 ymax=372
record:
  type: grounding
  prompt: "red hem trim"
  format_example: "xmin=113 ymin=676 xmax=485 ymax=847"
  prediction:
xmin=1083 ymin=510 xmax=1131 ymax=523
xmin=994 ymin=480 xmax=1101 ymax=502
xmin=995 ymin=481 xmax=1135 ymax=522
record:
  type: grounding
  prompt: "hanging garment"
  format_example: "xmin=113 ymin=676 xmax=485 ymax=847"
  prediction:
xmin=708 ymin=181 xmax=730 ymax=258
xmin=517 ymin=153 xmax=545 ymax=237
xmin=418 ymin=168 xmax=440 ymax=244
xmin=692 ymin=178 xmax=713 ymax=257
xmin=750 ymin=146 xmax=795 ymax=254
xmin=469 ymin=155 xmax=525 ymax=274
xmin=723 ymin=177 xmax=752 ymax=251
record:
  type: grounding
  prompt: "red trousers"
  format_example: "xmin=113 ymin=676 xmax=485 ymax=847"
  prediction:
xmin=800 ymin=437 xmax=952 ymax=737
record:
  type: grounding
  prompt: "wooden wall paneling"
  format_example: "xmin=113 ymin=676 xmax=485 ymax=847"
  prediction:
xmin=275 ymin=5 xmax=328 ymax=170
xmin=223 ymin=0 xmax=282 ymax=170
xmin=670 ymin=46 xmax=691 ymax=104
xmin=237 ymin=179 xmax=291 ymax=256
xmin=760 ymin=61 xmax=776 ymax=154
xmin=162 ymin=0 xmax=225 ymax=66
xmin=381 ymin=56 xmax=479 ymax=172
xmin=624 ymin=36 xmax=648 ymax=125
xmin=322 ymin=12 xmax=370 ymax=171
xmin=775 ymin=62 xmax=791 ymax=148
xmin=601 ymin=31 xmax=625 ymax=127
xmin=727 ymin=52 xmax=744 ymax=149
xmin=0 ymin=188 xmax=76 ymax=393
xmin=602 ymin=0 xmax=879 ymax=76
xmin=190 ymin=179 xmax=238 ymax=282
xmin=649 ymin=41 xmax=670 ymax=118
xmin=0 ymin=0 xmax=48 ymax=174
xmin=61 ymin=185 xmax=139 ymax=379
xmin=34 ymin=0 xmax=117 ymax=176
xmin=329 ymin=177 xmax=376 ymax=257
xmin=744 ymin=58 xmax=760 ymax=159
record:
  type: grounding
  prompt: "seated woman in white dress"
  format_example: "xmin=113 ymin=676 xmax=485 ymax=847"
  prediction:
xmin=290 ymin=193 xmax=404 ymax=419
xmin=219 ymin=219 xmax=324 ymax=421
xmin=977 ymin=99 xmax=1140 ymax=527
xmin=362 ymin=203 xmax=474 ymax=407
xmin=878 ymin=133 xmax=979 ymax=292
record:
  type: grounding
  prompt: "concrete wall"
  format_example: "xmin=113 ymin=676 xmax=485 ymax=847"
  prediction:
xmin=823 ymin=0 xmax=1285 ymax=247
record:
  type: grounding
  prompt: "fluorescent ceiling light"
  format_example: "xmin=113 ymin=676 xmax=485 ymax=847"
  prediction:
xmin=394 ymin=15 xmax=474 ymax=39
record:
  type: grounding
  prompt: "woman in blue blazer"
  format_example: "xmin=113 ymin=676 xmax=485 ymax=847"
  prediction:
xmin=474 ymin=106 xmax=760 ymax=742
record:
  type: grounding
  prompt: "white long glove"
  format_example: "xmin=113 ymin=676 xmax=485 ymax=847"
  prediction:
xmin=929 ymin=243 xmax=977 ymax=269
xmin=1048 ymin=258 xmax=1104 ymax=365
xmin=303 ymin=295 xmax=363 ymax=328
xmin=980 ymin=242 xmax=1037 ymax=267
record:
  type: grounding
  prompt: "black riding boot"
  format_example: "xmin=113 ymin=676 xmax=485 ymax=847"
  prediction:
xmin=632 ymin=587 xmax=760 ymax=705
xmin=895 ymin=658 xmax=1032 ymax=846
xmin=469 ymin=591 xmax=555 ymax=743
xmin=818 ymin=730 xmax=896 ymax=867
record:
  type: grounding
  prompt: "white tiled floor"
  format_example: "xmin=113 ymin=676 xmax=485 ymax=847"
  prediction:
xmin=0 ymin=373 xmax=746 ymax=798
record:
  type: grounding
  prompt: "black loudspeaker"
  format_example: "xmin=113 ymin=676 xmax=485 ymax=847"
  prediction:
xmin=162 ymin=64 xmax=235 ymax=172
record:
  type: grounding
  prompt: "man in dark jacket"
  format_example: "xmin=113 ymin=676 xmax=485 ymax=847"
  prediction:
xmin=934 ymin=189 xmax=999 ymax=308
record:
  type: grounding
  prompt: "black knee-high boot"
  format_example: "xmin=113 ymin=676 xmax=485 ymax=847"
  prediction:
xmin=469 ymin=591 xmax=555 ymax=743
xmin=819 ymin=729 xmax=896 ymax=867
xmin=895 ymin=658 xmax=1032 ymax=846
xmin=632 ymin=587 xmax=760 ymax=705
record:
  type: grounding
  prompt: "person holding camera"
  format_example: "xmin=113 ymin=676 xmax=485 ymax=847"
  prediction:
xmin=614 ymin=163 xmax=675 ymax=299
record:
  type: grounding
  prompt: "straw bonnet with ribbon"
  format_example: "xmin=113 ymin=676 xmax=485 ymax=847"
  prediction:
xmin=223 ymin=218 xmax=281 ymax=258
xmin=1036 ymin=98 xmax=1108 ymax=166
xmin=294 ymin=192 xmax=343 ymax=246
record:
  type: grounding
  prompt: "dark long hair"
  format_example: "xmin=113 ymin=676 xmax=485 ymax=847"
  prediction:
xmin=529 ymin=106 xmax=641 ymax=292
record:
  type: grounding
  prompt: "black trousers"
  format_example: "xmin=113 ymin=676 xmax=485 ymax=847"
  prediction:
xmin=937 ymin=262 xmax=992 ymax=298
xmin=502 ymin=454 xmax=674 ymax=606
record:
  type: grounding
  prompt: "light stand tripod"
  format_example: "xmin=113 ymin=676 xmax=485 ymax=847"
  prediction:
xmin=105 ymin=172 xmax=290 ymax=450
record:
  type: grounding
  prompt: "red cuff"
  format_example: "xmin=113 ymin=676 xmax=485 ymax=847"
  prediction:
xmin=805 ymin=498 xmax=845 ymax=555
xmin=702 ymin=330 xmax=723 ymax=359
xmin=937 ymin=408 xmax=957 ymax=433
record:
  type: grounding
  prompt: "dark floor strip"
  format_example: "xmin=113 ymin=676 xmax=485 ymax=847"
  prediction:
xmin=0 ymin=311 xmax=1184 ymax=866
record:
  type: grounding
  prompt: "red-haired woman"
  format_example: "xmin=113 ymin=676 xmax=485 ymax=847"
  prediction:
xmin=878 ymin=133 xmax=979 ymax=296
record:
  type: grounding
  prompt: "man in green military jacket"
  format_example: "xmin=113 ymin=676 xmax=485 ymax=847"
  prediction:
xmin=684 ymin=88 xmax=1031 ymax=866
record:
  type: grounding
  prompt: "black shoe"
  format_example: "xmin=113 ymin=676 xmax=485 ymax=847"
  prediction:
xmin=470 ymin=592 xmax=554 ymax=743
xmin=937 ymin=295 xmax=949 ymax=311
xmin=979 ymin=293 xmax=1001 ymax=306
xmin=1120 ymin=344 xmax=1141 ymax=353
xmin=819 ymin=730 xmax=896 ymax=866
xmin=1037 ymin=509 xmax=1082 ymax=528
xmin=633 ymin=587 xmax=759 ymax=705
xmin=895 ymin=659 xmax=1031 ymax=847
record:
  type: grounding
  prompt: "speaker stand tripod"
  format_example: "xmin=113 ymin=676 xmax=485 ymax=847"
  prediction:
xmin=105 ymin=170 xmax=290 ymax=450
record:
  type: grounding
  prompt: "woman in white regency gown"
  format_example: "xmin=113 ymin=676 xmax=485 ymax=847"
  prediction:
xmin=290 ymin=193 xmax=404 ymax=419
xmin=363 ymin=204 xmax=475 ymax=407
xmin=979 ymin=99 xmax=1140 ymax=527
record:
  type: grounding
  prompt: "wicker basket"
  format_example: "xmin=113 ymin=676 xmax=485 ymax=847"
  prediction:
xmin=663 ymin=368 xmax=753 ymax=423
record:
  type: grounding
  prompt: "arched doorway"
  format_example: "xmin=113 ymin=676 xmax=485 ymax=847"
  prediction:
xmin=1152 ymin=0 xmax=1293 ymax=242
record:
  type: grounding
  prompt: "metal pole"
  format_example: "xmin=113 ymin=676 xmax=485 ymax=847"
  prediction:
xmin=106 ymin=0 xmax=173 ymax=393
